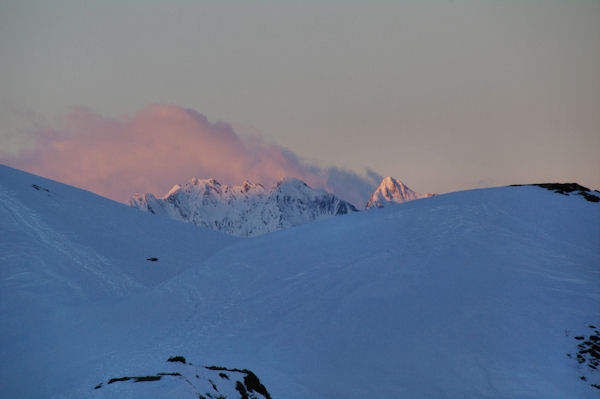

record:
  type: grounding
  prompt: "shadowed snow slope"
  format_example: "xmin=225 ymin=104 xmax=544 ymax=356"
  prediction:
xmin=1 ymin=164 xmax=599 ymax=398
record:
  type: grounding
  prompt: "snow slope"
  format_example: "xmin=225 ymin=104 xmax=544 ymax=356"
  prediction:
xmin=130 ymin=177 xmax=357 ymax=237
xmin=366 ymin=176 xmax=433 ymax=208
xmin=1 ymin=164 xmax=599 ymax=398
xmin=0 ymin=165 xmax=240 ymax=397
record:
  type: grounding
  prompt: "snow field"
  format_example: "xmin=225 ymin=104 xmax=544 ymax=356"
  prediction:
xmin=1 ymin=165 xmax=599 ymax=398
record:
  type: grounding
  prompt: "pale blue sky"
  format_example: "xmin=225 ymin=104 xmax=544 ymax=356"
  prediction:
xmin=1 ymin=0 xmax=599 ymax=195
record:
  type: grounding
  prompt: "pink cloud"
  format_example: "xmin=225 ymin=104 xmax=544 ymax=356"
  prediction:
xmin=5 ymin=104 xmax=379 ymax=207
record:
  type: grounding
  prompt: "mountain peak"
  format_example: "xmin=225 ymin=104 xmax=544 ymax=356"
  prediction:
xmin=366 ymin=177 xmax=432 ymax=208
xmin=190 ymin=177 xmax=221 ymax=187
xmin=381 ymin=176 xmax=397 ymax=185
xmin=241 ymin=180 xmax=263 ymax=193
xmin=274 ymin=177 xmax=308 ymax=188
xmin=273 ymin=178 xmax=314 ymax=197
xmin=129 ymin=177 xmax=357 ymax=236
xmin=166 ymin=184 xmax=182 ymax=197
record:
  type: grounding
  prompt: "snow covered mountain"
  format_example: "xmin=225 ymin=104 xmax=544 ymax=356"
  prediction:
xmin=2 ymin=163 xmax=600 ymax=398
xmin=129 ymin=177 xmax=357 ymax=236
xmin=365 ymin=176 xmax=433 ymax=208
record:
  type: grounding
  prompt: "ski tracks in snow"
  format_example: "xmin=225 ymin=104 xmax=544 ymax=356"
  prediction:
xmin=0 ymin=185 xmax=141 ymax=299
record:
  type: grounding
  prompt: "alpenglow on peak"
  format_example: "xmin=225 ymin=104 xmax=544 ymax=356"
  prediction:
xmin=366 ymin=177 xmax=433 ymax=208
xmin=129 ymin=177 xmax=357 ymax=237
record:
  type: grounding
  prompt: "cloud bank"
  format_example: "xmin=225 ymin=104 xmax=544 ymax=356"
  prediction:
xmin=4 ymin=104 xmax=380 ymax=207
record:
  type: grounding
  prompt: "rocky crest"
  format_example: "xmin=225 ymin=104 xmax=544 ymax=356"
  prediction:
xmin=366 ymin=177 xmax=433 ymax=208
xmin=130 ymin=178 xmax=357 ymax=237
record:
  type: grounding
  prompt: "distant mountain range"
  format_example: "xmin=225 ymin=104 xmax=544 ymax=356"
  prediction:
xmin=129 ymin=178 xmax=358 ymax=237
xmin=129 ymin=176 xmax=433 ymax=236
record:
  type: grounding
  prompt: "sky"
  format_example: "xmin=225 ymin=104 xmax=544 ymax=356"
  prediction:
xmin=1 ymin=1 xmax=599 ymax=206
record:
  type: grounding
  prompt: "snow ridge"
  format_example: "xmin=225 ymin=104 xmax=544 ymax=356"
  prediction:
xmin=366 ymin=176 xmax=433 ymax=208
xmin=129 ymin=178 xmax=357 ymax=237
xmin=92 ymin=357 xmax=272 ymax=399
